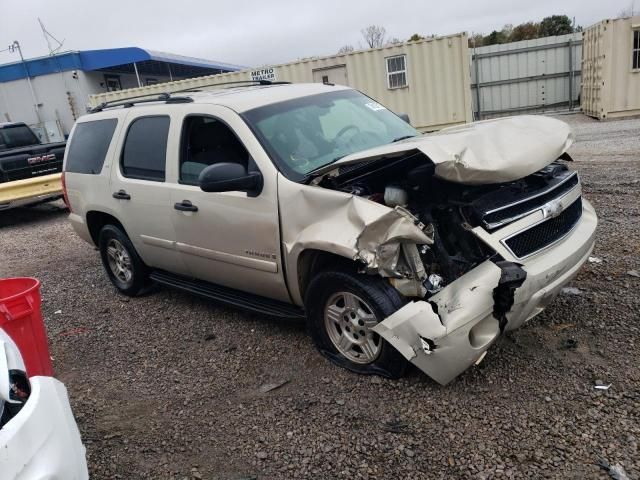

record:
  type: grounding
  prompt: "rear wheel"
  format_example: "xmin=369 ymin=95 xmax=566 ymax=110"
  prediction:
xmin=98 ymin=224 xmax=149 ymax=296
xmin=305 ymin=270 xmax=408 ymax=378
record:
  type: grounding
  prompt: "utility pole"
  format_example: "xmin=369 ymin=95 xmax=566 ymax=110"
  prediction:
xmin=8 ymin=41 xmax=42 ymax=123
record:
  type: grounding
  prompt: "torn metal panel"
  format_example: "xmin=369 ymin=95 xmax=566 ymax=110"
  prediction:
xmin=312 ymin=115 xmax=573 ymax=185
xmin=373 ymin=260 xmax=503 ymax=385
xmin=428 ymin=260 xmax=503 ymax=333
xmin=279 ymin=180 xmax=432 ymax=304
xmin=385 ymin=244 xmax=429 ymax=297
xmin=492 ymin=261 xmax=527 ymax=332
xmin=373 ymin=302 xmax=445 ymax=359
xmin=356 ymin=206 xmax=432 ymax=275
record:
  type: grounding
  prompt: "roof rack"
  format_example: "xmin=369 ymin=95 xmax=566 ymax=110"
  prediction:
xmin=170 ymin=79 xmax=291 ymax=94
xmin=89 ymin=79 xmax=291 ymax=113
xmin=90 ymin=93 xmax=193 ymax=113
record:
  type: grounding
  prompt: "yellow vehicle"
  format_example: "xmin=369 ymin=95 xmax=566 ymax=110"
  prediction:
xmin=0 ymin=123 xmax=65 ymax=211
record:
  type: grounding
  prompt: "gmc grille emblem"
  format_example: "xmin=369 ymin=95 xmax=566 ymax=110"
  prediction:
xmin=27 ymin=154 xmax=56 ymax=165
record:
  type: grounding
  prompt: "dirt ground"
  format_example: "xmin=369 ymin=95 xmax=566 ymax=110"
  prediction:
xmin=1 ymin=113 xmax=638 ymax=479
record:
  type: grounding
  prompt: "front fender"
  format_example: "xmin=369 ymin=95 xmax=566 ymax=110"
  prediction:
xmin=278 ymin=175 xmax=431 ymax=305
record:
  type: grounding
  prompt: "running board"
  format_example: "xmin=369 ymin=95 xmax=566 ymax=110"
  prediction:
xmin=149 ymin=270 xmax=306 ymax=319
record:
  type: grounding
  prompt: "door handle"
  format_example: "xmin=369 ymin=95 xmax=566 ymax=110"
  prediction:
xmin=174 ymin=200 xmax=198 ymax=212
xmin=112 ymin=190 xmax=131 ymax=200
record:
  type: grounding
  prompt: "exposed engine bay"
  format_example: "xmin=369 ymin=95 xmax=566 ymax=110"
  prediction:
xmin=316 ymin=150 xmax=577 ymax=301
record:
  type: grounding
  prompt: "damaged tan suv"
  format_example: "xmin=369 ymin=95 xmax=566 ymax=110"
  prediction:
xmin=63 ymin=82 xmax=597 ymax=384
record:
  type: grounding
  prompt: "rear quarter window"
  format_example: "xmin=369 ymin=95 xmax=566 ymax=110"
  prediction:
xmin=65 ymin=119 xmax=118 ymax=174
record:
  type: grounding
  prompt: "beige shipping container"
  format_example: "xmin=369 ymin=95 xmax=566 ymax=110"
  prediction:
xmin=90 ymin=33 xmax=472 ymax=131
xmin=582 ymin=16 xmax=640 ymax=119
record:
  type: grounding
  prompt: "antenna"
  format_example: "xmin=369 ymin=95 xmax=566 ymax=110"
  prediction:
xmin=38 ymin=18 xmax=65 ymax=55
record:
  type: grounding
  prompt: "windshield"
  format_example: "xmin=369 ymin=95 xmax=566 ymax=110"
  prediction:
xmin=0 ymin=125 xmax=40 ymax=150
xmin=243 ymin=89 xmax=419 ymax=180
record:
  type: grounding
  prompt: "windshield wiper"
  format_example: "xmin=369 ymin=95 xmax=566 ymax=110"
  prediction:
xmin=391 ymin=135 xmax=417 ymax=143
xmin=307 ymin=155 xmax=345 ymax=174
xmin=302 ymin=155 xmax=347 ymax=182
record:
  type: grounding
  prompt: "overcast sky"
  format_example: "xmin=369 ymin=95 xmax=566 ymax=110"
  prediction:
xmin=0 ymin=0 xmax=634 ymax=67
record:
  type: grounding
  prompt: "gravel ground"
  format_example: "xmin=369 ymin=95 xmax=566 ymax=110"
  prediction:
xmin=1 ymin=113 xmax=639 ymax=479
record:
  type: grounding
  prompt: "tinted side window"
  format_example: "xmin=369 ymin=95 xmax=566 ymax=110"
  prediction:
xmin=65 ymin=119 xmax=118 ymax=174
xmin=0 ymin=125 xmax=40 ymax=149
xmin=179 ymin=116 xmax=249 ymax=185
xmin=121 ymin=116 xmax=170 ymax=181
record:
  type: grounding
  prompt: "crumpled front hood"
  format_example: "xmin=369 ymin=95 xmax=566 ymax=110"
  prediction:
xmin=315 ymin=115 xmax=573 ymax=185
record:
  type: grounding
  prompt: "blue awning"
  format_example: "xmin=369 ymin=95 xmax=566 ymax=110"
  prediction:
xmin=0 ymin=47 xmax=244 ymax=82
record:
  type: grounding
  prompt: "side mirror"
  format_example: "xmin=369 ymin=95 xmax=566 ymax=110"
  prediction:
xmin=199 ymin=162 xmax=263 ymax=195
xmin=398 ymin=113 xmax=411 ymax=124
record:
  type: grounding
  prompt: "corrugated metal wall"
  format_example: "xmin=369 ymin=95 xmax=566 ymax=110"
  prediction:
xmin=90 ymin=33 xmax=473 ymax=131
xmin=470 ymin=33 xmax=582 ymax=119
xmin=582 ymin=16 xmax=640 ymax=119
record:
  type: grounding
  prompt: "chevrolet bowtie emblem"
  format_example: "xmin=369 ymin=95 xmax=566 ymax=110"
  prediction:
xmin=542 ymin=199 xmax=564 ymax=219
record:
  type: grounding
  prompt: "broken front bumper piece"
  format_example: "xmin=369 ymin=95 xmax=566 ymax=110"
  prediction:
xmin=0 ymin=376 xmax=89 ymax=479
xmin=373 ymin=199 xmax=597 ymax=385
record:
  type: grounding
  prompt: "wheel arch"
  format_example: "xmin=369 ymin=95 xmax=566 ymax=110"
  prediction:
xmin=85 ymin=210 xmax=128 ymax=246
xmin=295 ymin=249 xmax=361 ymax=304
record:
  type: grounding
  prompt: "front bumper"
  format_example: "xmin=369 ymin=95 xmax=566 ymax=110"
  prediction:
xmin=0 ymin=173 xmax=62 ymax=211
xmin=0 ymin=376 xmax=88 ymax=479
xmin=373 ymin=199 xmax=597 ymax=385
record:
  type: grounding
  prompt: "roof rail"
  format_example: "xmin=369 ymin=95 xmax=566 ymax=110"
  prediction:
xmin=90 ymin=92 xmax=194 ymax=113
xmin=89 ymin=79 xmax=291 ymax=113
xmin=170 ymin=79 xmax=291 ymax=94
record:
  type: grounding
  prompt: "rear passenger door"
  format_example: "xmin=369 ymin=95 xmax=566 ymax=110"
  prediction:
xmin=109 ymin=112 xmax=186 ymax=274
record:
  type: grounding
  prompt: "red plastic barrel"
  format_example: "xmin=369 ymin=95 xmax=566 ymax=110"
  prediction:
xmin=0 ymin=278 xmax=54 ymax=377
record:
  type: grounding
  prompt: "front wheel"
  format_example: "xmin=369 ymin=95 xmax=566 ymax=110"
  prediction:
xmin=305 ymin=270 xmax=408 ymax=378
xmin=98 ymin=224 xmax=149 ymax=296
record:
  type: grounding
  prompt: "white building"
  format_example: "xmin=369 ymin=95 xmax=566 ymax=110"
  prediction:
xmin=0 ymin=47 xmax=243 ymax=140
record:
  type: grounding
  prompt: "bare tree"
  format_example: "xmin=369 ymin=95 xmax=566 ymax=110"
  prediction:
xmin=337 ymin=45 xmax=355 ymax=55
xmin=468 ymin=32 xmax=484 ymax=48
xmin=361 ymin=25 xmax=387 ymax=48
xmin=386 ymin=37 xmax=403 ymax=46
xmin=618 ymin=1 xmax=636 ymax=16
xmin=501 ymin=23 xmax=514 ymax=39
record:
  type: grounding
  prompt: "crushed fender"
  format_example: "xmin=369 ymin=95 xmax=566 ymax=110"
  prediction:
xmin=355 ymin=206 xmax=433 ymax=270
xmin=355 ymin=207 xmax=432 ymax=295
xmin=278 ymin=183 xmax=434 ymax=304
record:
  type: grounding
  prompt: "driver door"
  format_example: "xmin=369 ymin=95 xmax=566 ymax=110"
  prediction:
xmin=166 ymin=105 xmax=290 ymax=302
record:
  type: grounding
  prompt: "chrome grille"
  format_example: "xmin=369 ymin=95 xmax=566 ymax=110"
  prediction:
xmin=483 ymin=172 xmax=579 ymax=231
xmin=502 ymin=197 xmax=583 ymax=259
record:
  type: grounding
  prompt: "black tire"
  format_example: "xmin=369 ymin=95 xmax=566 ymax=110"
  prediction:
xmin=98 ymin=224 xmax=149 ymax=296
xmin=305 ymin=270 xmax=408 ymax=379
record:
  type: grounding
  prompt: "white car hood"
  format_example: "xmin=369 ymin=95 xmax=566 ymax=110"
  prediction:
xmin=316 ymin=115 xmax=573 ymax=185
